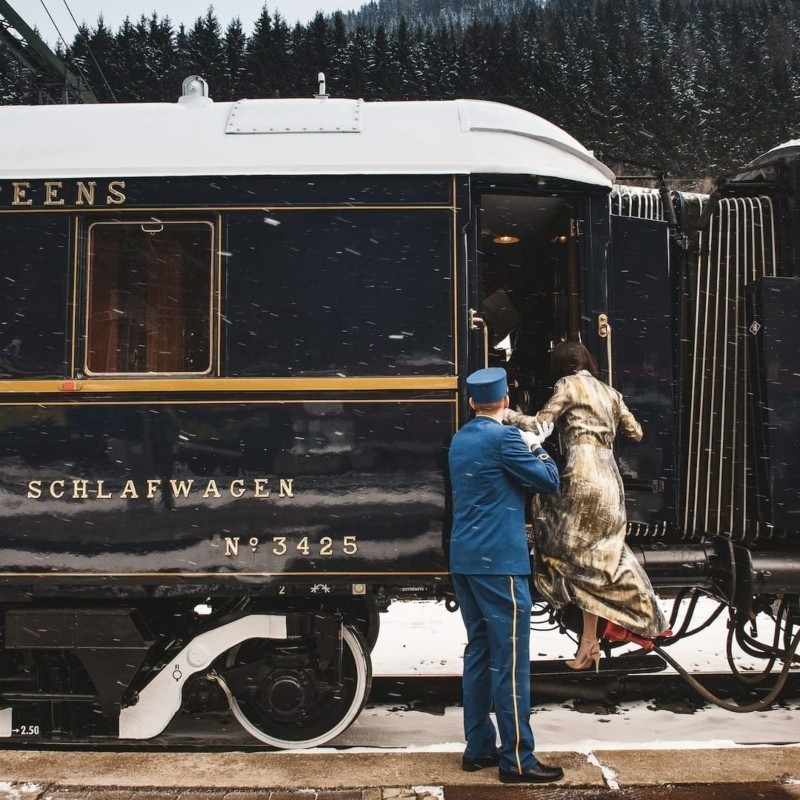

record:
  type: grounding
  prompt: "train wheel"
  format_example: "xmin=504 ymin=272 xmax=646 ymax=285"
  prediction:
xmin=221 ymin=625 xmax=372 ymax=749
xmin=341 ymin=594 xmax=381 ymax=652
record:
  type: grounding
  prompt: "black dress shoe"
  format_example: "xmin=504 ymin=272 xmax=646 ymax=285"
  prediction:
xmin=499 ymin=762 xmax=564 ymax=783
xmin=461 ymin=753 xmax=501 ymax=771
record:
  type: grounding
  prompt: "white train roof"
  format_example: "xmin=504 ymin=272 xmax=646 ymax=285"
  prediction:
xmin=742 ymin=138 xmax=800 ymax=170
xmin=0 ymin=92 xmax=614 ymax=186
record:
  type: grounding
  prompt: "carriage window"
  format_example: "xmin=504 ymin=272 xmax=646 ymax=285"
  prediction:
xmin=223 ymin=209 xmax=454 ymax=377
xmin=85 ymin=220 xmax=213 ymax=375
xmin=0 ymin=215 xmax=70 ymax=377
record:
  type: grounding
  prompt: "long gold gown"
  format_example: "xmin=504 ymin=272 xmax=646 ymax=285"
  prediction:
xmin=507 ymin=370 xmax=668 ymax=638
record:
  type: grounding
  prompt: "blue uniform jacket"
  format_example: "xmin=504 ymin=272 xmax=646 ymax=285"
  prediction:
xmin=448 ymin=417 xmax=560 ymax=575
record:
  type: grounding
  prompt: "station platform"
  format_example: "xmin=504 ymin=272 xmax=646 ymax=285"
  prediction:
xmin=1 ymin=747 xmax=799 ymax=799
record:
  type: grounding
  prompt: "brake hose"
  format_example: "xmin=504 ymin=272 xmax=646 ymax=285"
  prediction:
xmin=654 ymin=625 xmax=800 ymax=713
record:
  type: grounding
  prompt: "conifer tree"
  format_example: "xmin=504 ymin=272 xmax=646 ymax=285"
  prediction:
xmin=4 ymin=0 xmax=800 ymax=176
xmin=327 ymin=11 xmax=350 ymax=93
xmin=293 ymin=12 xmax=333 ymax=97
xmin=245 ymin=8 xmax=292 ymax=98
xmin=340 ymin=25 xmax=373 ymax=98
xmin=185 ymin=9 xmax=227 ymax=99
xmin=369 ymin=25 xmax=394 ymax=99
xmin=0 ymin=38 xmax=33 ymax=103
xmin=222 ymin=18 xmax=248 ymax=101
xmin=65 ymin=18 xmax=118 ymax=102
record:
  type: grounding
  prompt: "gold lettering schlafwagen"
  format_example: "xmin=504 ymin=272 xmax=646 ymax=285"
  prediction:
xmin=3 ymin=180 xmax=127 ymax=207
xmin=27 ymin=477 xmax=294 ymax=500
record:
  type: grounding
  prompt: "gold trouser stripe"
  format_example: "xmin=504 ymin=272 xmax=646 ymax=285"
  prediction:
xmin=510 ymin=575 xmax=522 ymax=774
xmin=0 ymin=376 xmax=458 ymax=395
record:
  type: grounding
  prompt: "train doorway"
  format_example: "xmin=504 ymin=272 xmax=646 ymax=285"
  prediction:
xmin=473 ymin=190 xmax=581 ymax=414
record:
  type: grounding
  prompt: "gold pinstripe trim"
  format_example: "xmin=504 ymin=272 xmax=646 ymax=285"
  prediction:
xmin=510 ymin=576 xmax=522 ymax=774
xmin=0 ymin=571 xmax=450 ymax=578
xmin=0 ymin=376 xmax=458 ymax=394
xmin=215 ymin=215 xmax=223 ymax=375
xmin=70 ymin=216 xmax=79 ymax=376
xmin=452 ymin=176 xmax=459 ymax=373
xmin=452 ymin=176 xmax=463 ymax=430
xmin=0 ymin=204 xmax=454 ymax=215
xmin=0 ymin=398 xmax=457 ymax=407
xmin=259 ymin=205 xmax=456 ymax=212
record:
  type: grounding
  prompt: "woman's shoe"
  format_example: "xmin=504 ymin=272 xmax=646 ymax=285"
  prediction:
xmin=565 ymin=637 xmax=601 ymax=672
xmin=602 ymin=622 xmax=672 ymax=651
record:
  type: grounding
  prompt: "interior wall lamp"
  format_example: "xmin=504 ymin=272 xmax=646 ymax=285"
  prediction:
xmin=492 ymin=234 xmax=520 ymax=245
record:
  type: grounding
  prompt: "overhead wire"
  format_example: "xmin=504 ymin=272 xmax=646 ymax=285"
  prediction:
xmin=36 ymin=0 xmax=93 ymax=97
xmin=36 ymin=0 xmax=70 ymax=46
xmin=36 ymin=0 xmax=114 ymax=101
xmin=58 ymin=0 xmax=117 ymax=100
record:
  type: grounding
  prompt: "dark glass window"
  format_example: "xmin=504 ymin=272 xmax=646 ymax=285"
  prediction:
xmin=85 ymin=221 xmax=213 ymax=375
xmin=224 ymin=209 xmax=454 ymax=376
xmin=0 ymin=215 xmax=70 ymax=377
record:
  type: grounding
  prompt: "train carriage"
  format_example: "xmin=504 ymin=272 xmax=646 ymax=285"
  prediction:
xmin=609 ymin=164 xmax=800 ymax=674
xmin=0 ymin=78 xmax=797 ymax=747
xmin=0 ymin=78 xmax=621 ymax=747
xmin=674 ymin=143 xmax=800 ymax=626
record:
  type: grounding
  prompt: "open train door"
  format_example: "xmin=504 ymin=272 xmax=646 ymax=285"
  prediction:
xmin=608 ymin=213 xmax=678 ymax=530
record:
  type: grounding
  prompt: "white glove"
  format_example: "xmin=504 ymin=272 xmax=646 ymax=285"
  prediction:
xmin=519 ymin=420 xmax=554 ymax=450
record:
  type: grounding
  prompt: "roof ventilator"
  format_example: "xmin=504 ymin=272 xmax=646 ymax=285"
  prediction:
xmin=179 ymin=75 xmax=212 ymax=108
xmin=316 ymin=72 xmax=329 ymax=99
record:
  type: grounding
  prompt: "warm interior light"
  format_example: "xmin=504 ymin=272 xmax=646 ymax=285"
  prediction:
xmin=493 ymin=234 xmax=520 ymax=245
xmin=550 ymin=235 xmax=569 ymax=244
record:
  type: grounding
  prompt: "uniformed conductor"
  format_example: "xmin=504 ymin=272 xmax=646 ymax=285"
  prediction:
xmin=448 ymin=367 xmax=563 ymax=784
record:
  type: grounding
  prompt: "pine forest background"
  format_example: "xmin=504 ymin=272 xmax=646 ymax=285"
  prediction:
xmin=3 ymin=0 xmax=800 ymax=179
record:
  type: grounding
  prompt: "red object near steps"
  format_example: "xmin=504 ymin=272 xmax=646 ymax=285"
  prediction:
xmin=602 ymin=621 xmax=673 ymax=651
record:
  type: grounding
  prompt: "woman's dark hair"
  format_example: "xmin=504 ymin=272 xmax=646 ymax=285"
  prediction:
xmin=550 ymin=340 xmax=599 ymax=380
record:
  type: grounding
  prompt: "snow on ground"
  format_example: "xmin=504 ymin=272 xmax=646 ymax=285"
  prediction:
xmin=324 ymin=596 xmax=800 ymax=752
xmin=370 ymin=595 xmax=781 ymax=675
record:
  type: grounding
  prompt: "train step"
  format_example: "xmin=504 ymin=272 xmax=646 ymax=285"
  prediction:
xmin=369 ymin=654 xmax=667 ymax=704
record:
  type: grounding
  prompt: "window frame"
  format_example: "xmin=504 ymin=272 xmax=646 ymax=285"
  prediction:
xmin=82 ymin=217 xmax=216 ymax=378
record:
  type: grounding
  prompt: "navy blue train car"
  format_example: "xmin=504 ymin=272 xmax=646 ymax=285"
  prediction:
xmin=675 ymin=144 xmax=800 ymax=635
xmin=612 ymin=157 xmax=800 ymax=555
xmin=609 ymin=161 xmax=800 ymax=688
xmin=0 ymin=78 xmax=798 ymax=747
xmin=0 ymin=79 xmax=622 ymax=746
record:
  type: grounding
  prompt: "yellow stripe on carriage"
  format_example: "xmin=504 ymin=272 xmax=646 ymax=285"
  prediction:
xmin=0 ymin=376 xmax=458 ymax=395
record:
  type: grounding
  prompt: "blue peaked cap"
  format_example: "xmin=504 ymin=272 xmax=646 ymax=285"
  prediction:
xmin=466 ymin=367 xmax=508 ymax=403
